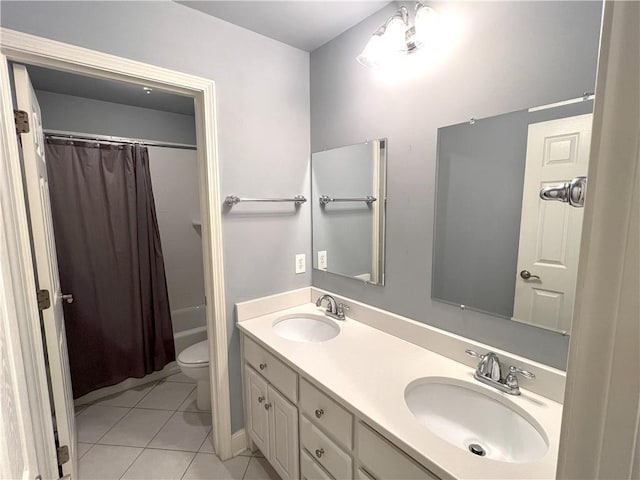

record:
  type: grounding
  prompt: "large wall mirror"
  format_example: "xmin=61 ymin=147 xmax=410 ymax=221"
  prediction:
xmin=432 ymin=98 xmax=594 ymax=334
xmin=311 ymin=139 xmax=387 ymax=285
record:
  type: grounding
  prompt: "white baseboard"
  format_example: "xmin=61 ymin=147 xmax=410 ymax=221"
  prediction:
xmin=74 ymin=361 xmax=181 ymax=406
xmin=231 ymin=429 xmax=248 ymax=456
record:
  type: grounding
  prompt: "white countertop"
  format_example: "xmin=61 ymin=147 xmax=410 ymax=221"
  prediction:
xmin=237 ymin=303 xmax=562 ymax=480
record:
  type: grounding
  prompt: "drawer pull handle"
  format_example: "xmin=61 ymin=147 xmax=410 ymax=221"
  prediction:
xmin=257 ymin=396 xmax=264 ymax=404
xmin=315 ymin=448 xmax=324 ymax=459
xmin=259 ymin=363 xmax=267 ymax=370
xmin=315 ymin=408 xmax=324 ymax=418
xmin=264 ymin=403 xmax=272 ymax=410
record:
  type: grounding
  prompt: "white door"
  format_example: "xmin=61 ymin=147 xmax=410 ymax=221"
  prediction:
xmin=267 ymin=384 xmax=299 ymax=480
xmin=513 ymin=114 xmax=592 ymax=332
xmin=13 ymin=63 xmax=77 ymax=478
xmin=246 ymin=367 xmax=270 ymax=458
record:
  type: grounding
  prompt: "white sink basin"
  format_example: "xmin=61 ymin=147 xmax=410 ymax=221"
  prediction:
xmin=272 ymin=314 xmax=340 ymax=343
xmin=405 ymin=378 xmax=548 ymax=463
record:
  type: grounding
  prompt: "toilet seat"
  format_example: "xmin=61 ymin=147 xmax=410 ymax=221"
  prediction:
xmin=177 ymin=340 xmax=209 ymax=367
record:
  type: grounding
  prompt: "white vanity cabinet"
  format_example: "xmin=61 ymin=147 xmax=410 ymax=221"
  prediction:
xmin=242 ymin=334 xmax=440 ymax=480
xmin=244 ymin=337 xmax=299 ymax=480
xmin=356 ymin=422 xmax=439 ymax=480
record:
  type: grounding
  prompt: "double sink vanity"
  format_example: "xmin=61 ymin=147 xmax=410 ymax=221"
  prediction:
xmin=237 ymin=288 xmax=564 ymax=480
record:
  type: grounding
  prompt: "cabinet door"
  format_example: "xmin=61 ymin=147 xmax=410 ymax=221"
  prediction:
xmin=246 ymin=367 xmax=270 ymax=458
xmin=268 ymin=384 xmax=299 ymax=480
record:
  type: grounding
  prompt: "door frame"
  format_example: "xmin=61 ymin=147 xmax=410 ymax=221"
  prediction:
xmin=557 ymin=1 xmax=640 ymax=477
xmin=0 ymin=27 xmax=233 ymax=463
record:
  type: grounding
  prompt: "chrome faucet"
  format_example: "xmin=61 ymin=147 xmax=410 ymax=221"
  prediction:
xmin=315 ymin=294 xmax=349 ymax=321
xmin=465 ymin=350 xmax=535 ymax=395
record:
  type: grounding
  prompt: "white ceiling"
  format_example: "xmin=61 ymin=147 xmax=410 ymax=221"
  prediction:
xmin=178 ymin=1 xmax=391 ymax=52
xmin=26 ymin=65 xmax=195 ymax=115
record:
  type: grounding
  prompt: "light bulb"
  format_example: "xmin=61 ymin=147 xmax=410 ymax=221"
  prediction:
xmin=356 ymin=31 xmax=386 ymax=68
xmin=384 ymin=15 xmax=408 ymax=53
xmin=414 ymin=4 xmax=438 ymax=44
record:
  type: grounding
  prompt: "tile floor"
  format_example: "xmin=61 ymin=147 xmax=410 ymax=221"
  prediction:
xmin=75 ymin=372 xmax=279 ymax=480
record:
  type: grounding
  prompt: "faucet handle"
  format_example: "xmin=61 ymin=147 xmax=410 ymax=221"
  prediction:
xmin=465 ymin=349 xmax=485 ymax=359
xmin=337 ymin=303 xmax=350 ymax=313
xmin=508 ymin=365 xmax=536 ymax=379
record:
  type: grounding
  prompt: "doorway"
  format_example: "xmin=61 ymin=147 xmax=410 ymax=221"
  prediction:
xmin=1 ymin=30 xmax=232 ymax=480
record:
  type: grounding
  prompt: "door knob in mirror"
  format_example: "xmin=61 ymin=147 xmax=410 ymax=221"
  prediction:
xmin=520 ymin=270 xmax=540 ymax=280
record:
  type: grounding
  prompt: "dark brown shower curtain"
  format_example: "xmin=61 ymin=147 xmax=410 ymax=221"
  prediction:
xmin=45 ymin=138 xmax=175 ymax=398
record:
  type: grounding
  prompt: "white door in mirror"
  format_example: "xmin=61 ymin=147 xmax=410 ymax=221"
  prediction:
xmin=513 ymin=114 xmax=592 ymax=333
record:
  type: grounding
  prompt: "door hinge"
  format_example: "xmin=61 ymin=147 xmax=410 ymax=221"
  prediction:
xmin=14 ymin=109 xmax=29 ymax=134
xmin=56 ymin=445 xmax=70 ymax=466
xmin=36 ymin=289 xmax=51 ymax=311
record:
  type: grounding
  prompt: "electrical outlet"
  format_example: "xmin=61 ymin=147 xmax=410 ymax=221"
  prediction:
xmin=295 ymin=254 xmax=306 ymax=274
xmin=318 ymin=250 xmax=328 ymax=270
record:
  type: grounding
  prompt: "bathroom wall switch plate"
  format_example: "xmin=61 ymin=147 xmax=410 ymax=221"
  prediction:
xmin=318 ymin=251 xmax=327 ymax=270
xmin=295 ymin=254 xmax=306 ymax=274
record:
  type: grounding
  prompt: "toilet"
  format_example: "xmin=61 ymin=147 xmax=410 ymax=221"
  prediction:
xmin=177 ymin=340 xmax=210 ymax=411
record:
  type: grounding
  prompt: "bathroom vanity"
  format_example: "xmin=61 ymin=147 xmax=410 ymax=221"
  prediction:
xmin=237 ymin=289 xmax=564 ymax=480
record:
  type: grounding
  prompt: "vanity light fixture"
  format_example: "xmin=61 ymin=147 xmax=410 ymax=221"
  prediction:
xmin=357 ymin=2 xmax=438 ymax=68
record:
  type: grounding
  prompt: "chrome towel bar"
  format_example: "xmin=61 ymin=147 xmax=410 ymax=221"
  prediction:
xmin=224 ymin=195 xmax=307 ymax=206
xmin=319 ymin=195 xmax=377 ymax=206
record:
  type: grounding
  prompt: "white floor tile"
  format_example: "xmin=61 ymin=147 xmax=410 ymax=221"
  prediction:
xmin=136 ymin=382 xmax=195 ymax=410
xmin=198 ymin=432 xmax=214 ymax=454
xmin=163 ymin=372 xmax=195 ymax=384
xmin=98 ymin=408 xmax=173 ymax=447
xmin=182 ymin=453 xmax=249 ymax=480
xmin=243 ymin=457 xmax=281 ymax=480
xmin=77 ymin=443 xmax=93 ymax=459
xmin=78 ymin=444 xmax=142 ymax=480
xmin=76 ymin=405 xmax=130 ymax=443
xmin=120 ymin=448 xmax=195 ymax=480
xmin=178 ymin=390 xmax=211 ymax=413
xmin=148 ymin=411 xmax=211 ymax=452
xmin=93 ymin=382 xmax=157 ymax=408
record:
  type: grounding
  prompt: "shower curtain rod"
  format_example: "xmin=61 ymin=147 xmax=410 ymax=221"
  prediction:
xmin=43 ymin=129 xmax=197 ymax=151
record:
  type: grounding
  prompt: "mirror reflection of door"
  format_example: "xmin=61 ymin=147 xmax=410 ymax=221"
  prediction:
xmin=432 ymin=98 xmax=594 ymax=335
xmin=513 ymin=114 xmax=592 ymax=333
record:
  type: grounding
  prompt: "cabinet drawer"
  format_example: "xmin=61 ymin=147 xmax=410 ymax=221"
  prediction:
xmin=301 ymin=415 xmax=352 ymax=480
xmin=300 ymin=379 xmax=353 ymax=449
xmin=245 ymin=336 xmax=297 ymax=402
xmin=301 ymin=449 xmax=333 ymax=480
xmin=356 ymin=422 xmax=438 ymax=480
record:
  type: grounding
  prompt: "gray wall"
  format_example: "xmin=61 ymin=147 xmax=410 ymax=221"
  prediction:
xmin=312 ymin=142 xmax=374 ymax=278
xmin=310 ymin=1 xmax=603 ymax=369
xmin=34 ymin=90 xmax=197 ymax=145
xmin=146 ymin=146 xmax=204 ymax=312
xmin=434 ymin=100 xmax=594 ymax=320
xmin=1 ymin=0 xmax=311 ymax=432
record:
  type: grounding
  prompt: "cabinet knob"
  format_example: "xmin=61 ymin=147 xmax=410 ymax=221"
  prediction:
xmin=259 ymin=363 xmax=267 ymax=370
xmin=315 ymin=448 xmax=324 ymax=459
xmin=264 ymin=403 xmax=272 ymax=410
xmin=315 ymin=408 xmax=324 ymax=418
xmin=257 ymin=396 xmax=264 ymax=404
